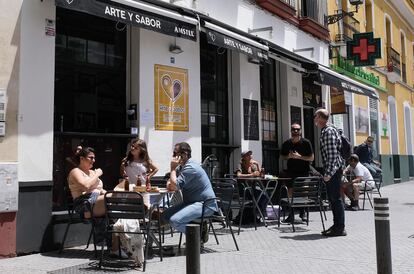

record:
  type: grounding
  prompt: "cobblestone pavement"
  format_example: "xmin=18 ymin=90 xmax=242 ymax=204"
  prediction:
xmin=1 ymin=181 xmax=414 ymax=274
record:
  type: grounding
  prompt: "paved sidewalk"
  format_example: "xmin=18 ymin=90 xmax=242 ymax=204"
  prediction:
xmin=1 ymin=181 xmax=414 ymax=273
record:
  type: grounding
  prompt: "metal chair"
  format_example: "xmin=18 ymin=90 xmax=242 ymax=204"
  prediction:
xmin=360 ymin=175 xmax=382 ymax=210
xmin=278 ymin=176 xmax=325 ymax=232
xmin=59 ymin=185 xmax=95 ymax=254
xmin=178 ymin=181 xmax=239 ymax=251
xmin=99 ymin=191 xmax=162 ymax=272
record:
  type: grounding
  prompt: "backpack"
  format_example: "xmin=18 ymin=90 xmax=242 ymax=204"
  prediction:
xmin=338 ymin=129 xmax=352 ymax=162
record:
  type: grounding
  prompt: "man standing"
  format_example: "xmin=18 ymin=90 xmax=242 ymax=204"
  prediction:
xmin=280 ymin=123 xmax=314 ymax=223
xmin=314 ymin=109 xmax=346 ymax=237
xmin=163 ymin=142 xmax=217 ymax=238
xmin=355 ymin=136 xmax=382 ymax=177
xmin=342 ymin=154 xmax=374 ymax=211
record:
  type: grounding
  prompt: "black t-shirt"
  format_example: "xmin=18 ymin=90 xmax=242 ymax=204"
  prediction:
xmin=280 ymin=137 xmax=313 ymax=176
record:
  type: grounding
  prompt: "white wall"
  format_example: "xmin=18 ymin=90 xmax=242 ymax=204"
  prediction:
xmin=18 ymin=0 xmax=55 ymax=181
xmin=238 ymin=54 xmax=262 ymax=164
xmin=138 ymin=28 xmax=201 ymax=175
xmin=195 ymin=0 xmax=328 ymax=65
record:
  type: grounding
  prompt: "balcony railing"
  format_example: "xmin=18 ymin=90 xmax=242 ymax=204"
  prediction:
xmin=334 ymin=13 xmax=360 ymax=43
xmin=387 ymin=46 xmax=401 ymax=76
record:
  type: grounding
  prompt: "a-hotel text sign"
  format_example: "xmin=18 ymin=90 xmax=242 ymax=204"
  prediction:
xmin=206 ymin=29 xmax=268 ymax=62
xmin=56 ymin=0 xmax=197 ymax=41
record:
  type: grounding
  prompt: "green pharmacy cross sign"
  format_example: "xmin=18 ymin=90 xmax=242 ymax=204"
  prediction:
xmin=346 ymin=32 xmax=381 ymax=67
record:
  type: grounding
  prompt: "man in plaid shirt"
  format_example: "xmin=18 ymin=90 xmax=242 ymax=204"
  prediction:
xmin=314 ymin=109 xmax=346 ymax=237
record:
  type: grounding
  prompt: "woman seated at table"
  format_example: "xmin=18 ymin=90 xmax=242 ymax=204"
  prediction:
xmin=119 ymin=138 xmax=159 ymax=191
xmin=68 ymin=147 xmax=106 ymax=219
xmin=235 ymin=150 xmax=268 ymax=219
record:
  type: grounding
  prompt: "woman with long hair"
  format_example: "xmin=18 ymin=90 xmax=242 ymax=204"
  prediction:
xmin=120 ymin=138 xmax=159 ymax=190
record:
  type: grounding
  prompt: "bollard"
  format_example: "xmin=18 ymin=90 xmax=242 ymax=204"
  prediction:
xmin=374 ymin=197 xmax=392 ymax=274
xmin=186 ymin=224 xmax=200 ymax=274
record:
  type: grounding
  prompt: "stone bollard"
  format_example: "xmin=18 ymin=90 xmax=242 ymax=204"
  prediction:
xmin=374 ymin=197 xmax=392 ymax=274
xmin=186 ymin=224 xmax=200 ymax=274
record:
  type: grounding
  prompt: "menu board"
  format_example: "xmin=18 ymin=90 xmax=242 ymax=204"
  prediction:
xmin=243 ymin=99 xmax=259 ymax=140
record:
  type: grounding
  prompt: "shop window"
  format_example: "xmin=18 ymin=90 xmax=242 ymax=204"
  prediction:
xmin=53 ymin=8 xmax=128 ymax=210
xmin=260 ymin=59 xmax=279 ymax=175
xmin=200 ymin=34 xmax=230 ymax=176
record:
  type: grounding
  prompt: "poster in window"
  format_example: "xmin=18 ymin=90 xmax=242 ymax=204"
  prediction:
xmin=330 ymin=86 xmax=346 ymax=114
xmin=355 ymin=107 xmax=369 ymax=133
xmin=290 ymin=105 xmax=302 ymax=125
xmin=243 ymin=99 xmax=259 ymax=140
xmin=381 ymin=112 xmax=389 ymax=137
xmin=154 ymin=64 xmax=189 ymax=131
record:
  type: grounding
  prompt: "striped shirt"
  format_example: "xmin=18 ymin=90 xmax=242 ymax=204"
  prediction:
xmin=320 ymin=125 xmax=344 ymax=177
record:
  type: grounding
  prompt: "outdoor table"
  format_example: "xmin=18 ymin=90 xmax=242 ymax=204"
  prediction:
xmin=236 ymin=177 xmax=279 ymax=227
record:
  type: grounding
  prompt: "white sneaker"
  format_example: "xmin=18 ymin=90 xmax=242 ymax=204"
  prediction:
xmin=110 ymin=249 xmax=129 ymax=259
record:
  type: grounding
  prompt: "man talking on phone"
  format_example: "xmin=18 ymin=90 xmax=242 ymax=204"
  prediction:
xmin=279 ymin=123 xmax=314 ymax=223
xmin=162 ymin=142 xmax=217 ymax=243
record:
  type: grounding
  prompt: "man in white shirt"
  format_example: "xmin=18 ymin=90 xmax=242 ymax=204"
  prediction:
xmin=342 ymin=154 xmax=374 ymax=211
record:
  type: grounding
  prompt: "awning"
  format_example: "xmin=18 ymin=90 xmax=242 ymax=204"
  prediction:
xmin=203 ymin=21 xmax=269 ymax=62
xmin=317 ymin=65 xmax=379 ymax=100
xmin=266 ymin=41 xmax=318 ymax=71
xmin=55 ymin=0 xmax=198 ymax=41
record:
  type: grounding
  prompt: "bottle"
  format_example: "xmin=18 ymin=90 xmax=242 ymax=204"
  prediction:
xmin=260 ymin=167 xmax=265 ymax=178
xmin=124 ymin=179 xmax=130 ymax=191
xmin=146 ymin=177 xmax=151 ymax=192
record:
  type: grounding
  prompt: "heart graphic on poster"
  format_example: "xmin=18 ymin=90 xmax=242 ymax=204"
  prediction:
xmin=161 ymin=74 xmax=183 ymax=102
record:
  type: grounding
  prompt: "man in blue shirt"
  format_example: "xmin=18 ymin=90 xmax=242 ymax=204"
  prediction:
xmin=162 ymin=142 xmax=217 ymax=235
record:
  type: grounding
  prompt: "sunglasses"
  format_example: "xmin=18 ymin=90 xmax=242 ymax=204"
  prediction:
xmin=86 ymin=156 xmax=96 ymax=160
xmin=291 ymin=128 xmax=301 ymax=132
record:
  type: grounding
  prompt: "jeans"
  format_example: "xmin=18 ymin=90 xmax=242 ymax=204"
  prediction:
xmin=162 ymin=202 xmax=215 ymax=233
xmin=362 ymin=162 xmax=382 ymax=177
xmin=326 ymin=170 xmax=345 ymax=230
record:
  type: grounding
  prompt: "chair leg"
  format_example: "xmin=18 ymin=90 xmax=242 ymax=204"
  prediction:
xmin=319 ymin=204 xmax=326 ymax=232
xmin=209 ymin=220 xmax=219 ymax=245
xmin=237 ymin=205 xmax=245 ymax=235
xmin=85 ymin=225 xmax=93 ymax=250
xmin=290 ymin=208 xmax=295 ymax=232
xmin=362 ymin=191 xmax=366 ymax=210
xmin=178 ymin=233 xmax=183 ymax=250
xmin=226 ymin=219 xmax=239 ymax=251
xmin=367 ymin=191 xmax=373 ymax=209
xmin=59 ymin=223 xmax=70 ymax=254
xmin=98 ymin=241 xmax=105 ymax=268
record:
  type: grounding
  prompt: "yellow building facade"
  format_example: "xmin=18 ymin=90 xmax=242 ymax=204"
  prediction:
xmin=327 ymin=0 xmax=414 ymax=184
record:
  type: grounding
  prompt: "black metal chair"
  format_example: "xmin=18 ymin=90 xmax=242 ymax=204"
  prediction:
xmin=99 ymin=191 xmax=162 ymax=272
xmin=177 ymin=181 xmax=239 ymax=251
xmin=278 ymin=176 xmax=325 ymax=232
xmin=59 ymin=185 xmax=95 ymax=254
xmin=360 ymin=175 xmax=382 ymax=210
xmin=222 ymin=176 xmax=259 ymax=234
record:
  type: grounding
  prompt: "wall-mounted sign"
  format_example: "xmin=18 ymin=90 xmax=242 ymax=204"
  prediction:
xmin=355 ymin=107 xmax=369 ymax=133
xmin=330 ymin=86 xmax=346 ymax=114
xmin=243 ymin=99 xmax=259 ymax=140
xmin=347 ymin=32 xmax=381 ymax=67
xmin=45 ymin=19 xmax=55 ymax=36
xmin=206 ymin=29 xmax=268 ymax=62
xmin=381 ymin=112 xmax=388 ymax=137
xmin=290 ymin=105 xmax=302 ymax=126
xmin=0 ymin=163 xmax=18 ymax=212
xmin=56 ymin=0 xmax=197 ymax=41
xmin=302 ymin=79 xmax=322 ymax=108
xmin=154 ymin=65 xmax=189 ymax=131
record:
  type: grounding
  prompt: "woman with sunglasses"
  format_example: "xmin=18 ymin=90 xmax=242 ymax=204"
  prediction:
xmin=68 ymin=146 xmax=107 ymax=219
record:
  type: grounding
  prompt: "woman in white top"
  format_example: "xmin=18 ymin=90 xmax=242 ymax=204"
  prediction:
xmin=120 ymin=138 xmax=159 ymax=190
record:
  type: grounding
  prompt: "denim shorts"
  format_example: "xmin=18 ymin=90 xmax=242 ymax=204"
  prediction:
xmin=73 ymin=191 xmax=100 ymax=219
